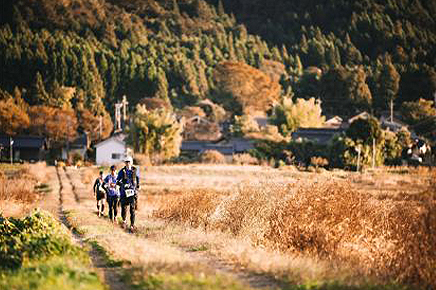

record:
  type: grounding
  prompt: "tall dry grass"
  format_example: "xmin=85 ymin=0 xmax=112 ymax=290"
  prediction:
xmin=0 ymin=166 xmax=36 ymax=203
xmin=154 ymin=171 xmax=436 ymax=288
xmin=0 ymin=165 xmax=40 ymax=216
xmin=154 ymin=189 xmax=222 ymax=228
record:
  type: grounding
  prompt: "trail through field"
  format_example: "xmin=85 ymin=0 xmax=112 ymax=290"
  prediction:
xmin=40 ymin=167 xmax=129 ymax=290
xmin=56 ymin=166 xmax=285 ymax=290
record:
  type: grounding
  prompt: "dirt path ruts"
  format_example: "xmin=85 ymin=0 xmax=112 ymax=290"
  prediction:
xmin=62 ymin=167 xmax=80 ymax=203
xmin=183 ymin=249 xmax=284 ymax=289
xmin=56 ymin=167 xmax=128 ymax=290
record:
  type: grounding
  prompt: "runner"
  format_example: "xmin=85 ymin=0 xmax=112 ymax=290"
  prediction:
xmin=93 ymin=170 xmax=106 ymax=217
xmin=117 ymin=156 xmax=140 ymax=232
xmin=104 ymin=165 xmax=120 ymax=223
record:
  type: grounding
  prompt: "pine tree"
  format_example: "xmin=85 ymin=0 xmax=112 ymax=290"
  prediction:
xmin=173 ymin=0 xmax=180 ymax=16
xmin=32 ymin=72 xmax=50 ymax=105
xmin=217 ymin=0 xmax=225 ymax=16
xmin=155 ymin=68 xmax=169 ymax=102
xmin=377 ymin=55 xmax=400 ymax=111
xmin=347 ymin=66 xmax=372 ymax=110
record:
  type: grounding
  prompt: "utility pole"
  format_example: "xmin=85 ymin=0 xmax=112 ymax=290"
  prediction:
xmin=372 ymin=138 xmax=376 ymax=169
xmin=433 ymin=91 xmax=436 ymax=108
xmin=356 ymin=145 xmax=361 ymax=172
xmin=115 ymin=103 xmax=122 ymax=132
xmin=67 ymin=117 xmax=70 ymax=160
xmin=10 ymin=137 xmax=13 ymax=164
xmin=99 ymin=115 xmax=102 ymax=140
xmin=390 ymin=98 xmax=394 ymax=123
xmin=121 ymin=95 xmax=129 ymax=129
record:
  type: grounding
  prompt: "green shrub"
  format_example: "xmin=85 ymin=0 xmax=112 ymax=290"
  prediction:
xmin=0 ymin=211 xmax=78 ymax=270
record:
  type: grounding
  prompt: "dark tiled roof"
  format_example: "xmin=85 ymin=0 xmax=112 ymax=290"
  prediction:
xmin=204 ymin=144 xmax=234 ymax=155
xmin=0 ymin=135 xmax=46 ymax=149
xmin=292 ymin=128 xmax=344 ymax=145
xmin=180 ymin=141 xmax=210 ymax=151
xmin=181 ymin=138 xmax=254 ymax=155
xmin=228 ymin=138 xmax=255 ymax=152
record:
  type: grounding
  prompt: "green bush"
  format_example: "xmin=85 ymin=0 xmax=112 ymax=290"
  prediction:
xmin=346 ymin=116 xmax=383 ymax=145
xmin=252 ymin=139 xmax=327 ymax=167
xmin=328 ymin=135 xmax=385 ymax=170
xmin=0 ymin=211 xmax=78 ymax=270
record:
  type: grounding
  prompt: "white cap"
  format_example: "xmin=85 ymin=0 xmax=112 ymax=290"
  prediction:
xmin=124 ymin=156 xmax=133 ymax=163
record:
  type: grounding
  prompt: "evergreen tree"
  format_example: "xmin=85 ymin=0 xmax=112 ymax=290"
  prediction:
xmin=155 ymin=68 xmax=169 ymax=102
xmin=32 ymin=72 xmax=50 ymax=105
xmin=347 ymin=67 xmax=372 ymax=111
xmin=217 ymin=0 xmax=225 ymax=16
xmin=376 ymin=55 xmax=400 ymax=110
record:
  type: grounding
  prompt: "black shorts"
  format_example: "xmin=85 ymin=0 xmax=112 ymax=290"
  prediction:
xmin=96 ymin=191 xmax=105 ymax=200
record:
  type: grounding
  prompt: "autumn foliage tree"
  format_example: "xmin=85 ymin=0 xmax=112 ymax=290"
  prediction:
xmin=213 ymin=61 xmax=281 ymax=114
xmin=77 ymin=109 xmax=113 ymax=143
xmin=28 ymin=106 xmax=78 ymax=145
xmin=130 ymin=104 xmax=183 ymax=163
xmin=0 ymin=97 xmax=30 ymax=136
xmin=269 ymin=97 xmax=326 ymax=136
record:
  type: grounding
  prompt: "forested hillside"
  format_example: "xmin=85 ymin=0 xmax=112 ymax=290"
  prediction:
xmin=1 ymin=0 xmax=435 ymax=144
xmin=0 ymin=0 xmax=290 ymax=112
xmin=209 ymin=0 xmax=436 ymax=105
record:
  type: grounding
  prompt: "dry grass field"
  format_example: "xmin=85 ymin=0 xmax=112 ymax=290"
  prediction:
xmin=148 ymin=165 xmax=435 ymax=289
xmin=2 ymin=163 xmax=435 ymax=289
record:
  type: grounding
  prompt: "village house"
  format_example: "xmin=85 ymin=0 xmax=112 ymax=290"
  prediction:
xmin=292 ymin=128 xmax=345 ymax=145
xmin=94 ymin=134 xmax=131 ymax=165
xmin=323 ymin=116 xmax=343 ymax=129
xmin=180 ymin=137 xmax=255 ymax=157
xmin=0 ymin=135 xmax=47 ymax=162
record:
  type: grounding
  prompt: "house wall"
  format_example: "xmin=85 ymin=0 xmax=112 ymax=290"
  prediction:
xmin=17 ymin=148 xmax=44 ymax=161
xmin=96 ymin=141 xmax=126 ymax=165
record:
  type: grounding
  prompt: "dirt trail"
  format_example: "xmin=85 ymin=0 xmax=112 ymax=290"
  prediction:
xmin=183 ymin=249 xmax=284 ymax=289
xmin=61 ymin=167 xmax=285 ymax=290
xmin=55 ymin=167 xmax=128 ymax=290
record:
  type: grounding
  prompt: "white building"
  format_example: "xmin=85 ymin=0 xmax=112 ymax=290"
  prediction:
xmin=95 ymin=135 xmax=129 ymax=165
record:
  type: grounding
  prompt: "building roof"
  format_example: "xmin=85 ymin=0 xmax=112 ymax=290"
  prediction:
xmin=324 ymin=116 xmax=343 ymax=128
xmin=0 ymin=135 xmax=46 ymax=149
xmin=227 ymin=138 xmax=255 ymax=152
xmin=347 ymin=111 xmax=370 ymax=124
xmin=181 ymin=138 xmax=255 ymax=155
xmin=180 ymin=141 xmax=211 ymax=151
xmin=204 ymin=144 xmax=234 ymax=155
xmin=94 ymin=135 xmax=125 ymax=148
xmin=292 ymin=128 xmax=344 ymax=145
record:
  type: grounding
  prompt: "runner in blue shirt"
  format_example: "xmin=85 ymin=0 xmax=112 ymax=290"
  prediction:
xmin=117 ymin=156 xmax=140 ymax=232
xmin=104 ymin=165 xmax=120 ymax=223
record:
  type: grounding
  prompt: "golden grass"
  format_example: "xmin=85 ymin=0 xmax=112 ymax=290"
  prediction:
xmin=0 ymin=165 xmax=36 ymax=206
xmin=200 ymin=150 xmax=226 ymax=164
xmin=153 ymin=170 xmax=436 ymax=288
xmin=0 ymin=163 xmax=51 ymax=217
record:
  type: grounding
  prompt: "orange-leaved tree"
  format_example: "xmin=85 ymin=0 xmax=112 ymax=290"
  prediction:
xmin=28 ymin=106 xmax=78 ymax=146
xmin=213 ymin=61 xmax=281 ymax=115
xmin=0 ymin=96 xmax=30 ymax=136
